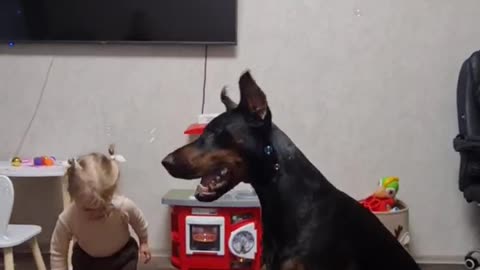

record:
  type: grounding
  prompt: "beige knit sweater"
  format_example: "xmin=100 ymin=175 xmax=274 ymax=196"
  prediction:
xmin=50 ymin=195 xmax=148 ymax=270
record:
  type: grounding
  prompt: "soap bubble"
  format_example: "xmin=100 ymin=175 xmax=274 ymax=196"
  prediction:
xmin=354 ymin=8 xmax=362 ymax=17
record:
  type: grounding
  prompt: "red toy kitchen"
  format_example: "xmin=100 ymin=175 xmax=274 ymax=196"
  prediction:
xmin=162 ymin=189 xmax=262 ymax=270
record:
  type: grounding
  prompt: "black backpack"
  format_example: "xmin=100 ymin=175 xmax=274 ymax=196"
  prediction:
xmin=454 ymin=50 xmax=480 ymax=203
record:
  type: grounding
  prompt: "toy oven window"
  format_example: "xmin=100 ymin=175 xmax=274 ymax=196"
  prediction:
xmin=185 ymin=216 xmax=225 ymax=255
xmin=189 ymin=224 xmax=221 ymax=252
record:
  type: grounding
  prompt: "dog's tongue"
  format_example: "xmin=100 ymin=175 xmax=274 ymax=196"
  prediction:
xmin=200 ymin=168 xmax=229 ymax=191
xmin=200 ymin=174 xmax=217 ymax=191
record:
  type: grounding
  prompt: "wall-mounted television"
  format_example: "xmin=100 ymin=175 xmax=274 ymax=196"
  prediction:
xmin=0 ymin=0 xmax=237 ymax=45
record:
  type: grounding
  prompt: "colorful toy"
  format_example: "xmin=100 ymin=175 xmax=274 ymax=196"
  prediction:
xmin=34 ymin=156 xmax=56 ymax=166
xmin=360 ymin=177 xmax=399 ymax=212
xmin=11 ymin=157 xmax=22 ymax=167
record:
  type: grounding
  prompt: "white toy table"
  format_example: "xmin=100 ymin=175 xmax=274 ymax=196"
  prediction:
xmin=0 ymin=161 xmax=69 ymax=208
xmin=0 ymin=161 xmax=73 ymax=269
xmin=0 ymin=160 xmax=70 ymax=208
xmin=0 ymin=161 xmax=66 ymax=177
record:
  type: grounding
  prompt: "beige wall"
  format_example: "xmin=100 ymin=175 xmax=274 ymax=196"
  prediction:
xmin=1 ymin=0 xmax=480 ymax=263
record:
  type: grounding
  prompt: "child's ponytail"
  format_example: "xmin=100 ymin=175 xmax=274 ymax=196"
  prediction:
xmin=64 ymin=145 xmax=125 ymax=218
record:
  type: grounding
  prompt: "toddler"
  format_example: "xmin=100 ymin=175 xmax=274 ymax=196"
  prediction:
xmin=50 ymin=145 xmax=151 ymax=270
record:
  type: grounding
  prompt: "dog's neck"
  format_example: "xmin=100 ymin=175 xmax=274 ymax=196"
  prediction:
xmin=251 ymin=125 xmax=336 ymax=210
xmin=250 ymin=125 xmax=336 ymax=267
xmin=251 ymin=124 xmax=334 ymax=194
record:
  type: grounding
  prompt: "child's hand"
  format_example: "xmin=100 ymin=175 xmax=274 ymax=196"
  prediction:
xmin=139 ymin=243 xmax=152 ymax=264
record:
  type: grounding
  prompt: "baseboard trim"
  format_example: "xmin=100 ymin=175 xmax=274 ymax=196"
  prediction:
xmin=415 ymin=255 xmax=465 ymax=265
xmin=149 ymin=255 xmax=173 ymax=269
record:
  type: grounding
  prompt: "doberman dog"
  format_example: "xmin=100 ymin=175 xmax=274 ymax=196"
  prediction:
xmin=162 ymin=71 xmax=421 ymax=270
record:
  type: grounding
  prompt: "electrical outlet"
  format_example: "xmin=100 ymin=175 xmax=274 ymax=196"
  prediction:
xmin=198 ymin=113 xmax=219 ymax=124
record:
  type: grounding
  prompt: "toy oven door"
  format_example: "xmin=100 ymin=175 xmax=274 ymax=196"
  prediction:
xmin=185 ymin=216 xmax=225 ymax=255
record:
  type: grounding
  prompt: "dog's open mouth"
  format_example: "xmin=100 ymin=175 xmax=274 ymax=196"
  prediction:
xmin=195 ymin=167 xmax=232 ymax=202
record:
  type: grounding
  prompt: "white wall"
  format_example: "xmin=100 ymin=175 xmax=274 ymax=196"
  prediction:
xmin=1 ymin=0 xmax=480 ymax=263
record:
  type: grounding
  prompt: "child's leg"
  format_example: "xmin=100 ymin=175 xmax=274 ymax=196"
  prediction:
xmin=117 ymin=238 xmax=139 ymax=270
xmin=89 ymin=238 xmax=139 ymax=270
xmin=71 ymin=243 xmax=92 ymax=270
xmin=121 ymin=257 xmax=138 ymax=270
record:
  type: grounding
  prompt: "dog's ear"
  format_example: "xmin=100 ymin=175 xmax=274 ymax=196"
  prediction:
xmin=238 ymin=71 xmax=270 ymax=122
xmin=220 ymin=86 xmax=237 ymax=111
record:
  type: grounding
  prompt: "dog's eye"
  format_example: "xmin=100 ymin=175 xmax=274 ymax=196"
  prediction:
xmin=215 ymin=129 xmax=233 ymax=147
xmin=196 ymin=132 xmax=214 ymax=147
xmin=213 ymin=127 xmax=227 ymax=136
xmin=206 ymin=133 xmax=217 ymax=142
xmin=216 ymin=129 xmax=229 ymax=139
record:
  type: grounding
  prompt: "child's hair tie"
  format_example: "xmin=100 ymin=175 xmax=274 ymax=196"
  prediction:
xmin=108 ymin=144 xmax=126 ymax=163
xmin=110 ymin=154 xmax=126 ymax=163
xmin=64 ymin=157 xmax=81 ymax=169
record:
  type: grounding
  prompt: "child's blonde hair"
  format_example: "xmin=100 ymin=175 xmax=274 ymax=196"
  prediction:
xmin=66 ymin=145 xmax=124 ymax=215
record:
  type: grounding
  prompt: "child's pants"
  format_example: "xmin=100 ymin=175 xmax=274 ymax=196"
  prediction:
xmin=72 ymin=237 xmax=139 ymax=270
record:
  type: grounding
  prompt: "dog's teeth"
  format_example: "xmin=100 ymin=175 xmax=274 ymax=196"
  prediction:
xmin=221 ymin=168 xmax=228 ymax=175
xmin=195 ymin=185 xmax=216 ymax=197
xmin=199 ymin=184 xmax=208 ymax=191
xmin=209 ymin=182 xmax=216 ymax=191
xmin=215 ymin=181 xmax=227 ymax=189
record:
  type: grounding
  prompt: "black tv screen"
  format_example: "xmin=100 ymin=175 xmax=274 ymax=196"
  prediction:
xmin=0 ymin=0 xmax=237 ymax=45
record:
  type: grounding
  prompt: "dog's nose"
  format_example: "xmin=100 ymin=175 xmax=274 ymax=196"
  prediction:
xmin=162 ymin=151 xmax=197 ymax=179
xmin=162 ymin=154 xmax=176 ymax=170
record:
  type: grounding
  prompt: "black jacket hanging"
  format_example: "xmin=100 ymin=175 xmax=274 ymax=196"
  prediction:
xmin=454 ymin=50 xmax=480 ymax=203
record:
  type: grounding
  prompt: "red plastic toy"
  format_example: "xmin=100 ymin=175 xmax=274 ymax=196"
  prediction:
xmin=168 ymin=206 xmax=262 ymax=270
xmin=359 ymin=177 xmax=399 ymax=212
xmin=360 ymin=195 xmax=395 ymax=212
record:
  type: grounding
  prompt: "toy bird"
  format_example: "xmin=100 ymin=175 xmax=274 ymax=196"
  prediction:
xmin=360 ymin=177 xmax=399 ymax=212
xmin=374 ymin=177 xmax=399 ymax=199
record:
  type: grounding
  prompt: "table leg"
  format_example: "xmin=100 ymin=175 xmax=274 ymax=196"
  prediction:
xmin=3 ymin=247 xmax=14 ymax=270
xmin=30 ymin=237 xmax=47 ymax=270
xmin=61 ymin=178 xmax=73 ymax=270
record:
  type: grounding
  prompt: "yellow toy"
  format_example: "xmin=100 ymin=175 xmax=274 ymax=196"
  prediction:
xmin=11 ymin=157 xmax=22 ymax=167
